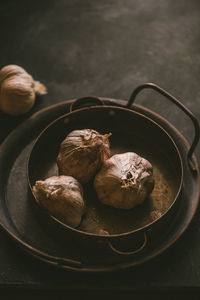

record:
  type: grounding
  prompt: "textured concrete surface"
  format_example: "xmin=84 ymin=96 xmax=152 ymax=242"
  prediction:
xmin=1 ymin=0 xmax=200 ymax=153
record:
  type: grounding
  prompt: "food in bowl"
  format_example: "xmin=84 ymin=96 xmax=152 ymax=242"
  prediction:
xmin=94 ymin=152 xmax=154 ymax=209
xmin=33 ymin=175 xmax=85 ymax=228
xmin=57 ymin=129 xmax=111 ymax=183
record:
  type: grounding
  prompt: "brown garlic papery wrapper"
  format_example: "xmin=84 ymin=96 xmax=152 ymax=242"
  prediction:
xmin=94 ymin=152 xmax=154 ymax=209
xmin=0 ymin=64 xmax=47 ymax=116
xmin=33 ymin=175 xmax=85 ymax=228
xmin=57 ymin=129 xmax=111 ymax=183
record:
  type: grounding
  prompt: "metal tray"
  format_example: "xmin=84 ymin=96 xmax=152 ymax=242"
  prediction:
xmin=0 ymin=98 xmax=199 ymax=272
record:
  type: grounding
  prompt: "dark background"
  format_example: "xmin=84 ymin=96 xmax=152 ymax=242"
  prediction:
xmin=0 ymin=0 xmax=200 ymax=299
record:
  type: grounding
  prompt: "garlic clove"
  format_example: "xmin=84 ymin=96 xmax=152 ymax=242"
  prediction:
xmin=0 ymin=76 xmax=36 ymax=116
xmin=0 ymin=64 xmax=47 ymax=116
xmin=33 ymin=175 xmax=85 ymax=228
xmin=57 ymin=129 xmax=111 ymax=183
xmin=94 ymin=152 xmax=154 ymax=209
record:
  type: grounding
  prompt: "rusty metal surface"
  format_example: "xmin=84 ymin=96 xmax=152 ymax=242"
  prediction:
xmin=128 ymin=83 xmax=200 ymax=172
xmin=0 ymin=98 xmax=199 ymax=272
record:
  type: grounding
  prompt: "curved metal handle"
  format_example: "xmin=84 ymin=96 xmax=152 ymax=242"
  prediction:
xmin=70 ymin=96 xmax=104 ymax=112
xmin=108 ymin=232 xmax=147 ymax=256
xmin=34 ymin=250 xmax=82 ymax=268
xmin=127 ymin=83 xmax=200 ymax=172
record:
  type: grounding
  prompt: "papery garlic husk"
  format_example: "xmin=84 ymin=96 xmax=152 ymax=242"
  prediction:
xmin=94 ymin=152 xmax=154 ymax=209
xmin=0 ymin=64 xmax=47 ymax=116
xmin=57 ymin=129 xmax=111 ymax=183
xmin=33 ymin=175 xmax=85 ymax=228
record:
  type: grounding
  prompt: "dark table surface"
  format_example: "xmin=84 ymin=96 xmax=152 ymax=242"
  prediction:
xmin=0 ymin=0 xmax=200 ymax=299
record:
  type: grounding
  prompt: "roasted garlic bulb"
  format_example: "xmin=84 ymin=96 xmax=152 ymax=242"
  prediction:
xmin=33 ymin=175 xmax=85 ymax=228
xmin=94 ymin=152 xmax=154 ymax=209
xmin=0 ymin=64 xmax=47 ymax=116
xmin=57 ymin=129 xmax=111 ymax=183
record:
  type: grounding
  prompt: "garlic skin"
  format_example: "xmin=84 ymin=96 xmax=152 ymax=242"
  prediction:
xmin=94 ymin=152 xmax=154 ymax=209
xmin=33 ymin=175 xmax=85 ymax=228
xmin=0 ymin=64 xmax=47 ymax=116
xmin=57 ymin=129 xmax=111 ymax=183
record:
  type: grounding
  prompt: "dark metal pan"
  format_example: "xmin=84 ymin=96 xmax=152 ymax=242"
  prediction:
xmin=27 ymin=83 xmax=199 ymax=257
xmin=0 ymin=82 xmax=199 ymax=272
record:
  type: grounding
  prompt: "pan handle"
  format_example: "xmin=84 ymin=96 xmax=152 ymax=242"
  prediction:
xmin=127 ymin=83 xmax=200 ymax=172
xmin=107 ymin=232 xmax=147 ymax=256
xmin=70 ymin=96 xmax=104 ymax=112
xmin=33 ymin=251 xmax=83 ymax=268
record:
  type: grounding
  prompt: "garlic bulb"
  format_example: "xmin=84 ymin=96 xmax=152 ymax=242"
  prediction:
xmin=0 ymin=64 xmax=47 ymax=116
xmin=94 ymin=152 xmax=154 ymax=209
xmin=33 ymin=175 xmax=85 ymax=228
xmin=57 ymin=129 xmax=111 ymax=183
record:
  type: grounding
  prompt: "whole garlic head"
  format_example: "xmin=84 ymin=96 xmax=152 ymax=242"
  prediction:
xmin=94 ymin=152 xmax=154 ymax=209
xmin=33 ymin=175 xmax=85 ymax=228
xmin=0 ymin=64 xmax=47 ymax=116
xmin=57 ymin=129 xmax=111 ymax=183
